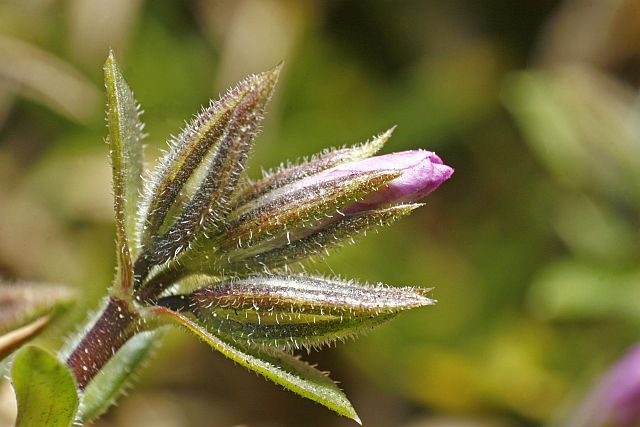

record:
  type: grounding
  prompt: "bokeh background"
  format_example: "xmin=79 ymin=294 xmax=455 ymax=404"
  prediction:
xmin=1 ymin=1 xmax=640 ymax=426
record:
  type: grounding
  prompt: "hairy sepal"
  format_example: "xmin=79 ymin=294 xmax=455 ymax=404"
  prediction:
xmin=191 ymin=170 xmax=401 ymax=267
xmin=149 ymin=306 xmax=360 ymax=423
xmin=157 ymin=275 xmax=433 ymax=351
xmin=232 ymin=127 xmax=395 ymax=207
xmin=104 ymin=51 xmax=145 ymax=291
xmin=136 ymin=65 xmax=281 ymax=275
xmin=224 ymin=203 xmax=422 ymax=273
xmin=198 ymin=311 xmax=397 ymax=352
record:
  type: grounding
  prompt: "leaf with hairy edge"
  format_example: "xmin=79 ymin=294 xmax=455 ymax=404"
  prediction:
xmin=150 ymin=306 xmax=361 ymax=423
xmin=77 ymin=330 xmax=161 ymax=423
xmin=223 ymin=204 xmax=422 ymax=273
xmin=104 ymin=51 xmax=145 ymax=290
xmin=136 ymin=65 xmax=281 ymax=277
xmin=0 ymin=283 xmax=73 ymax=360
xmin=232 ymin=127 xmax=395 ymax=208
xmin=12 ymin=346 xmax=79 ymax=427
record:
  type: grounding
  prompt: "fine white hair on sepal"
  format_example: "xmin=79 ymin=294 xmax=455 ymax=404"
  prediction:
xmin=231 ymin=127 xmax=395 ymax=208
xmin=133 ymin=66 xmax=281 ymax=279
xmin=220 ymin=203 xmax=423 ymax=274
xmin=174 ymin=274 xmax=433 ymax=352
xmin=212 ymin=170 xmax=400 ymax=254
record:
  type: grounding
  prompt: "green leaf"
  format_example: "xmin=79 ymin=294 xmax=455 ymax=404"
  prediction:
xmin=77 ymin=330 xmax=162 ymax=423
xmin=151 ymin=306 xmax=361 ymax=423
xmin=11 ymin=345 xmax=79 ymax=427
xmin=104 ymin=50 xmax=146 ymax=291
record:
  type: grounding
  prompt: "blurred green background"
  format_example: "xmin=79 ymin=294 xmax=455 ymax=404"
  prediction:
xmin=1 ymin=1 xmax=640 ymax=426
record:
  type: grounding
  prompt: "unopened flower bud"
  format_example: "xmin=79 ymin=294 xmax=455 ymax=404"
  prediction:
xmin=314 ymin=150 xmax=454 ymax=214
xmin=180 ymin=149 xmax=453 ymax=274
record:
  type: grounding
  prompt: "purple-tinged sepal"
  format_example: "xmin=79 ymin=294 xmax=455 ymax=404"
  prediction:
xmin=134 ymin=65 xmax=281 ymax=283
xmin=178 ymin=146 xmax=452 ymax=275
xmin=157 ymin=275 xmax=434 ymax=351
xmin=222 ymin=203 xmax=423 ymax=274
xmin=232 ymin=127 xmax=395 ymax=207
xmin=213 ymin=169 xmax=400 ymax=251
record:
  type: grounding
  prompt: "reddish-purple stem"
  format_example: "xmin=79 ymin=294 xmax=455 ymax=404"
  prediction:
xmin=66 ymin=297 xmax=137 ymax=389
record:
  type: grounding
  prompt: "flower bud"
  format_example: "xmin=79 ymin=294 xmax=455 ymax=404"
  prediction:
xmin=231 ymin=127 xmax=395 ymax=208
xmin=180 ymin=149 xmax=452 ymax=274
xmin=313 ymin=150 xmax=454 ymax=214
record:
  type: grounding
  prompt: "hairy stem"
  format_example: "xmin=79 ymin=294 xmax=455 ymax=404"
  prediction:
xmin=66 ymin=297 xmax=138 ymax=390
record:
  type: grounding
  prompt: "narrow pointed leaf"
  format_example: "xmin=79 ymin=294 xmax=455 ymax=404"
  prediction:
xmin=77 ymin=330 xmax=162 ymax=423
xmin=232 ymin=127 xmax=395 ymax=207
xmin=224 ymin=204 xmax=422 ymax=273
xmin=12 ymin=345 xmax=79 ymax=427
xmin=104 ymin=51 xmax=145 ymax=290
xmin=137 ymin=66 xmax=281 ymax=275
xmin=151 ymin=306 xmax=360 ymax=423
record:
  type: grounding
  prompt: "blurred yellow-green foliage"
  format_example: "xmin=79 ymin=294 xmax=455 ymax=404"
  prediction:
xmin=2 ymin=1 xmax=640 ymax=426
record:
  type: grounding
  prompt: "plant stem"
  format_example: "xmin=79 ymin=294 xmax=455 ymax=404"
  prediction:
xmin=66 ymin=296 xmax=138 ymax=390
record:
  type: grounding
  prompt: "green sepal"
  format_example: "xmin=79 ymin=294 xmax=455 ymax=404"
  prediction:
xmin=225 ymin=203 xmax=422 ymax=273
xmin=202 ymin=312 xmax=396 ymax=352
xmin=181 ymin=170 xmax=400 ymax=275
